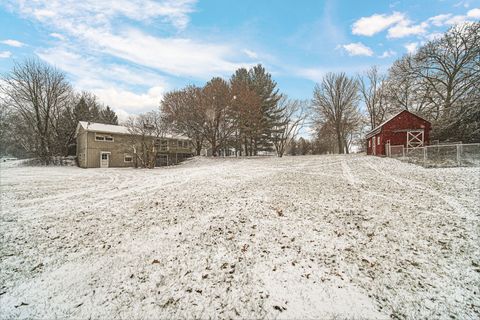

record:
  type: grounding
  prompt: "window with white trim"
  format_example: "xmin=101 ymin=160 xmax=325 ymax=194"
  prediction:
xmin=368 ymin=139 xmax=371 ymax=147
xmin=124 ymin=154 xmax=133 ymax=162
xmin=377 ymin=136 xmax=380 ymax=145
xmin=95 ymin=133 xmax=114 ymax=142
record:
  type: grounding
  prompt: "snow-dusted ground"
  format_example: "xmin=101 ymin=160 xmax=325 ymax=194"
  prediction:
xmin=1 ymin=155 xmax=479 ymax=319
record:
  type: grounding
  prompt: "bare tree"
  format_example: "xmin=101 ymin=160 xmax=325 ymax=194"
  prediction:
xmin=358 ymin=66 xmax=389 ymax=129
xmin=201 ymin=77 xmax=234 ymax=156
xmin=271 ymin=96 xmax=309 ymax=157
xmin=0 ymin=58 xmax=72 ymax=163
xmin=412 ymin=23 xmax=479 ymax=117
xmin=161 ymin=86 xmax=205 ymax=156
xmin=125 ymin=111 xmax=168 ymax=168
xmin=312 ymin=72 xmax=361 ymax=154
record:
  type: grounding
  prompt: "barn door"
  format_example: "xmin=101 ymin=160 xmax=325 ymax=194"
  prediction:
xmin=406 ymin=130 xmax=424 ymax=149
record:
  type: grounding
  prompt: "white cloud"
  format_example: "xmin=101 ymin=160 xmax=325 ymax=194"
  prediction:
xmin=8 ymin=0 xmax=250 ymax=79
xmin=243 ymin=49 xmax=258 ymax=59
xmin=36 ymin=46 xmax=169 ymax=117
xmin=86 ymin=29 xmax=247 ymax=78
xmin=94 ymin=86 xmax=164 ymax=113
xmin=379 ymin=50 xmax=396 ymax=58
xmin=428 ymin=14 xmax=452 ymax=27
xmin=387 ymin=21 xmax=428 ymax=38
xmin=341 ymin=42 xmax=374 ymax=56
xmin=0 ymin=51 xmax=12 ymax=58
xmin=14 ymin=0 xmax=197 ymax=30
xmin=427 ymin=8 xmax=480 ymax=26
xmin=1 ymin=39 xmax=24 ymax=47
xmin=49 ymin=33 xmax=66 ymax=40
xmin=405 ymin=42 xmax=418 ymax=54
xmin=467 ymin=8 xmax=480 ymax=18
xmin=33 ymin=9 xmax=56 ymax=19
xmin=352 ymin=12 xmax=405 ymax=36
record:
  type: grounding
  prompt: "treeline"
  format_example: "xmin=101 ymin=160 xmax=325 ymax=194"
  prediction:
xmin=160 ymin=65 xmax=307 ymax=157
xmin=0 ymin=59 xmax=119 ymax=161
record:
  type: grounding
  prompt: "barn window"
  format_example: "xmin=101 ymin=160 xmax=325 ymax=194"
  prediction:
xmin=368 ymin=139 xmax=371 ymax=147
xmin=377 ymin=136 xmax=380 ymax=145
xmin=124 ymin=154 xmax=133 ymax=162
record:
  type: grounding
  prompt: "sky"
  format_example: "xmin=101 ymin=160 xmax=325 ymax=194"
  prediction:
xmin=0 ymin=0 xmax=479 ymax=121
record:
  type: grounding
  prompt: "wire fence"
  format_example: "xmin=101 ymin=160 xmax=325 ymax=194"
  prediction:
xmin=387 ymin=143 xmax=480 ymax=167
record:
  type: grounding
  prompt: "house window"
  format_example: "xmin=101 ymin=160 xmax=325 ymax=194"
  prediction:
xmin=124 ymin=154 xmax=133 ymax=162
xmin=368 ymin=140 xmax=371 ymax=147
xmin=160 ymin=140 xmax=168 ymax=151
xmin=377 ymin=136 xmax=380 ymax=145
xmin=95 ymin=134 xmax=114 ymax=142
xmin=183 ymin=141 xmax=189 ymax=148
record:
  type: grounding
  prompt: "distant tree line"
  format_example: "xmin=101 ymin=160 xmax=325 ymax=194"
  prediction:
xmin=0 ymin=59 xmax=118 ymax=162
xmin=160 ymin=65 xmax=308 ymax=157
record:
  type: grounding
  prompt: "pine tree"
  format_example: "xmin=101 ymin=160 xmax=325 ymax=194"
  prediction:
xmin=99 ymin=106 xmax=118 ymax=125
xmin=248 ymin=64 xmax=283 ymax=153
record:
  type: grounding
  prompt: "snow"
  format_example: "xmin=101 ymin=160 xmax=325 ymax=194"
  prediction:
xmin=0 ymin=155 xmax=479 ymax=319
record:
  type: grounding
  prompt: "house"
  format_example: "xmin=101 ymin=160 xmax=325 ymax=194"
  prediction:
xmin=75 ymin=121 xmax=193 ymax=168
xmin=365 ymin=110 xmax=432 ymax=156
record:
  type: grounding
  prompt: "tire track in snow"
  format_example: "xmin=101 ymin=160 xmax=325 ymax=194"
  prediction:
xmin=362 ymin=158 xmax=477 ymax=220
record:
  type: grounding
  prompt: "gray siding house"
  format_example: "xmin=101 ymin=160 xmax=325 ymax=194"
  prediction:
xmin=75 ymin=121 xmax=192 ymax=168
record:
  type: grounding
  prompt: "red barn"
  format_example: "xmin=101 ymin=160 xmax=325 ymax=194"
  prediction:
xmin=366 ymin=110 xmax=432 ymax=156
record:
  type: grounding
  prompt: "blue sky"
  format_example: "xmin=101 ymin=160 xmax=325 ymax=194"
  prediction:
xmin=1 ymin=0 xmax=479 ymax=120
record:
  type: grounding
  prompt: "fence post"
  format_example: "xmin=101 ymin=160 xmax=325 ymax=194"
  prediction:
xmin=456 ymin=144 xmax=461 ymax=166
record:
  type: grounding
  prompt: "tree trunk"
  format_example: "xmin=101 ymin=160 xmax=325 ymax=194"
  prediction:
xmin=336 ymin=130 xmax=343 ymax=154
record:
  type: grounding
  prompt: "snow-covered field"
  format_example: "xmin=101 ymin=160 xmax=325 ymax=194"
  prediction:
xmin=1 ymin=155 xmax=479 ymax=319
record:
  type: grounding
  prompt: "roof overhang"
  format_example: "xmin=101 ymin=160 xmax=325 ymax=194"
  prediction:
xmin=365 ymin=127 xmax=381 ymax=139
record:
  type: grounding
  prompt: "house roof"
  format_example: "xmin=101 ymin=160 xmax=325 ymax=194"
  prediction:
xmin=365 ymin=110 xmax=430 ymax=139
xmin=75 ymin=121 xmax=190 ymax=140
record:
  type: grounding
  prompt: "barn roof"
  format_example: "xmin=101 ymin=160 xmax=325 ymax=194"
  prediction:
xmin=75 ymin=121 xmax=190 ymax=140
xmin=365 ymin=110 xmax=430 ymax=139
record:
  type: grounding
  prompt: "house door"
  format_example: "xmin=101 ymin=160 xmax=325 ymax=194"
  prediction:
xmin=100 ymin=152 xmax=110 ymax=168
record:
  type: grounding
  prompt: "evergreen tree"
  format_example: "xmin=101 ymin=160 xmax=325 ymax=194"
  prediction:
xmin=100 ymin=106 xmax=119 ymax=125
xmin=248 ymin=64 xmax=283 ymax=153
